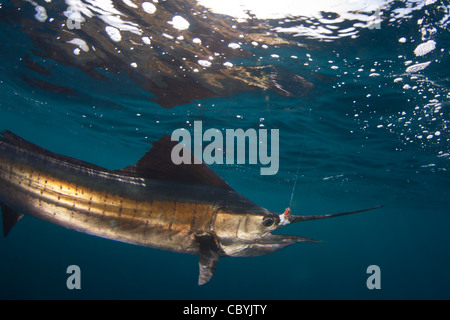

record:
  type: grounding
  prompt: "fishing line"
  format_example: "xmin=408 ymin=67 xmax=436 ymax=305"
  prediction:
xmin=288 ymin=107 xmax=313 ymax=208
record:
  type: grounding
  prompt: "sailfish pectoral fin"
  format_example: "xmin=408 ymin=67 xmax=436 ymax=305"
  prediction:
xmin=196 ymin=234 xmax=220 ymax=286
xmin=1 ymin=204 xmax=24 ymax=237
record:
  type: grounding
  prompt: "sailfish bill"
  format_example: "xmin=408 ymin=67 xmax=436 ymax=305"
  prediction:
xmin=0 ymin=131 xmax=381 ymax=285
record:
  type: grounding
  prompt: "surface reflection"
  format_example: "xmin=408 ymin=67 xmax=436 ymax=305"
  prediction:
xmin=2 ymin=0 xmax=316 ymax=108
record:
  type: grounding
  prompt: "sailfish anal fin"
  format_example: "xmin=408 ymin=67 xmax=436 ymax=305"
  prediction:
xmin=1 ymin=204 xmax=24 ymax=237
xmin=114 ymin=134 xmax=233 ymax=190
xmin=196 ymin=234 xmax=220 ymax=285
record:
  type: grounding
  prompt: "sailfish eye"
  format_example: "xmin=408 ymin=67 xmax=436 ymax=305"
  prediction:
xmin=262 ymin=217 xmax=274 ymax=227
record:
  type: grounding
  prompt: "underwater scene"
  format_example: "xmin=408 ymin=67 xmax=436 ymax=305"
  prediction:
xmin=0 ymin=0 xmax=449 ymax=300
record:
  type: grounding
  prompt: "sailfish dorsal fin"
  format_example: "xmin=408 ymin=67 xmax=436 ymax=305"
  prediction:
xmin=115 ymin=134 xmax=233 ymax=190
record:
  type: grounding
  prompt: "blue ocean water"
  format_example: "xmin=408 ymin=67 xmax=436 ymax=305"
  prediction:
xmin=0 ymin=0 xmax=449 ymax=300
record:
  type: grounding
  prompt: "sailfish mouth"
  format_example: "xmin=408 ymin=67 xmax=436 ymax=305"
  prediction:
xmin=261 ymin=233 xmax=321 ymax=245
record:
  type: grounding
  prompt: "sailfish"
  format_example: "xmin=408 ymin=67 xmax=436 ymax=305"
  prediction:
xmin=0 ymin=131 xmax=380 ymax=285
